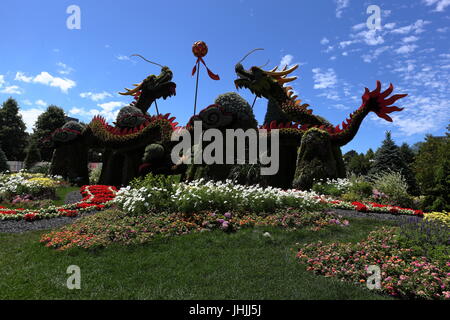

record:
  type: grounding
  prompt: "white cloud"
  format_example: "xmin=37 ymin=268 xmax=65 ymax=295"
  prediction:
xmin=80 ymin=91 xmax=113 ymax=101
xmin=22 ymin=99 xmax=32 ymax=106
xmin=56 ymin=62 xmax=74 ymax=75
xmin=437 ymin=26 xmax=449 ymax=32
xmin=0 ymin=85 xmax=23 ymax=94
xmin=402 ymin=35 xmax=419 ymax=43
xmin=362 ymin=45 xmax=391 ymax=63
xmin=352 ymin=23 xmax=366 ymax=31
xmin=312 ymin=68 xmax=337 ymax=89
xmin=335 ymin=0 xmax=350 ymax=18
xmin=320 ymin=37 xmax=330 ymax=45
xmin=395 ymin=44 xmax=418 ymax=54
xmin=15 ymin=71 xmax=76 ymax=93
xmin=97 ymin=101 xmax=123 ymax=112
xmin=15 ymin=72 xmax=32 ymax=83
xmin=116 ymin=55 xmax=130 ymax=61
xmin=35 ymin=99 xmax=47 ymax=107
xmin=70 ymin=101 xmax=125 ymax=122
xmin=19 ymin=108 xmax=45 ymax=133
xmin=0 ymin=75 xmax=5 ymax=87
xmin=422 ymin=0 xmax=450 ymax=11
xmin=279 ymin=54 xmax=294 ymax=68
xmin=391 ymin=19 xmax=430 ymax=35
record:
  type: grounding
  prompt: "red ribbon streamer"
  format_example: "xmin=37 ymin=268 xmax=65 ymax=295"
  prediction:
xmin=192 ymin=57 xmax=220 ymax=80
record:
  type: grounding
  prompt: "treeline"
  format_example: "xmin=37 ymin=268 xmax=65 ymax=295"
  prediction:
xmin=344 ymin=129 xmax=449 ymax=211
xmin=0 ymin=97 xmax=67 ymax=169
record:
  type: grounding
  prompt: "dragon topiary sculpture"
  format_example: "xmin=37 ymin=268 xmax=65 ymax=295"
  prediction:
xmin=233 ymin=50 xmax=407 ymax=189
xmin=49 ymin=63 xmax=178 ymax=186
xmin=50 ymin=50 xmax=407 ymax=191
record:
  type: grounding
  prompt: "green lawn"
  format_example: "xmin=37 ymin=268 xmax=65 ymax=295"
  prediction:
xmin=0 ymin=217 xmax=395 ymax=300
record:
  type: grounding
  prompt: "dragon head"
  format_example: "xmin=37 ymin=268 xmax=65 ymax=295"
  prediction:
xmin=234 ymin=49 xmax=298 ymax=101
xmin=119 ymin=55 xmax=176 ymax=113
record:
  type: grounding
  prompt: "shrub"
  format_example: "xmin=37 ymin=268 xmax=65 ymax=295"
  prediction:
xmin=28 ymin=163 xmax=50 ymax=175
xmin=311 ymin=177 xmax=351 ymax=197
xmin=370 ymin=169 xmax=414 ymax=208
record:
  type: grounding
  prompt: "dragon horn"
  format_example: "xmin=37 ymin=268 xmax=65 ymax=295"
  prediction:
xmin=119 ymin=83 xmax=142 ymax=96
xmin=278 ymin=76 xmax=298 ymax=84
xmin=264 ymin=64 xmax=299 ymax=77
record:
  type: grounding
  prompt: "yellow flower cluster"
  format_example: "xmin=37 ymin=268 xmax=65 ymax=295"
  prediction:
xmin=28 ymin=177 xmax=60 ymax=188
xmin=424 ymin=211 xmax=450 ymax=227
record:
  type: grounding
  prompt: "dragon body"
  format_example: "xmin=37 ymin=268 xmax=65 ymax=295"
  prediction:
xmin=233 ymin=61 xmax=407 ymax=189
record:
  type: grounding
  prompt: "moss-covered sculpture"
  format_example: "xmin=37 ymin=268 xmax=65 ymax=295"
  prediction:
xmin=50 ymin=65 xmax=177 ymax=186
xmin=50 ymin=50 xmax=407 ymax=190
xmin=234 ymin=52 xmax=407 ymax=189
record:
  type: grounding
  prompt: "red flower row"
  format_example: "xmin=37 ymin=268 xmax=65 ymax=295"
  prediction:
xmin=0 ymin=185 xmax=117 ymax=221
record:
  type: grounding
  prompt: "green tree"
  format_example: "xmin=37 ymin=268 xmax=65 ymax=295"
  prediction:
xmin=32 ymin=105 xmax=67 ymax=161
xmin=414 ymin=129 xmax=450 ymax=210
xmin=369 ymin=131 xmax=418 ymax=194
xmin=0 ymin=98 xmax=28 ymax=160
xmin=399 ymin=143 xmax=415 ymax=166
xmin=0 ymin=144 xmax=9 ymax=172
xmin=344 ymin=150 xmax=371 ymax=176
xmin=24 ymin=140 xmax=42 ymax=169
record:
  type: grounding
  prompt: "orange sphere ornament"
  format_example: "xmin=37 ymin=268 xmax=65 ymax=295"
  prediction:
xmin=192 ymin=41 xmax=208 ymax=58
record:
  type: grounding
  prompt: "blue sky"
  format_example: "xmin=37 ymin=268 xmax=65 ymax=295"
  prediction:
xmin=0 ymin=0 xmax=449 ymax=154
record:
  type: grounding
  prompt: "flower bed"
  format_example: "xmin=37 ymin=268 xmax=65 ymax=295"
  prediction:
xmin=0 ymin=185 xmax=117 ymax=221
xmin=114 ymin=179 xmax=326 ymax=215
xmin=295 ymin=227 xmax=450 ymax=300
xmin=327 ymin=199 xmax=424 ymax=217
xmin=40 ymin=209 xmax=350 ymax=250
xmin=0 ymin=171 xmax=64 ymax=201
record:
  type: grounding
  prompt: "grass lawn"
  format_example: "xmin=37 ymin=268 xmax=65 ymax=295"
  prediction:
xmin=0 ymin=217 xmax=395 ymax=300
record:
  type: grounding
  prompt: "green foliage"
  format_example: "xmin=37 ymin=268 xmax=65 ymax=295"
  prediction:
xmin=370 ymin=169 xmax=414 ymax=208
xmin=0 ymin=145 xmax=9 ymax=172
xmin=24 ymin=140 xmax=41 ymax=169
xmin=340 ymin=175 xmax=373 ymax=202
xmin=33 ymin=105 xmax=67 ymax=161
xmin=343 ymin=150 xmax=371 ymax=176
xmin=28 ymin=163 xmax=50 ymax=175
xmin=398 ymin=218 xmax=449 ymax=262
xmin=0 ymin=98 xmax=28 ymax=161
xmin=228 ymin=163 xmax=268 ymax=187
xmin=369 ymin=131 xmax=418 ymax=195
xmin=414 ymin=133 xmax=449 ymax=211
xmin=312 ymin=183 xmax=342 ymax=197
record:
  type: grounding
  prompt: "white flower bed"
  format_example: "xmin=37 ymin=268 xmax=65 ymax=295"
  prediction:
xmin=114 ymin=179 xmax=326 ymax=215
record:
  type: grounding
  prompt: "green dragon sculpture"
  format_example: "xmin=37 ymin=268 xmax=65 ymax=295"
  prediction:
xmin=49 ymin=65 xmax=178 ymax=186
xmin=234 ymin=54 xmax=407 ymax=189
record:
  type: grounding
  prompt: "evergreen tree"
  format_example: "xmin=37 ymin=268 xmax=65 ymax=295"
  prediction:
xmin=0 ymin=98 xmax=29 ymax=160
xmin=24 ymin=140 xmax=41 ymax=169
xmin=0 ymin=144 xmax=9 ymax=172
xmin=370 ymin=131 xmax=418 ymax=194
xmin=33 ymin=105 xmax=67 ymax=161
xmin=399 ymin=143 xmax=415 ymax=166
